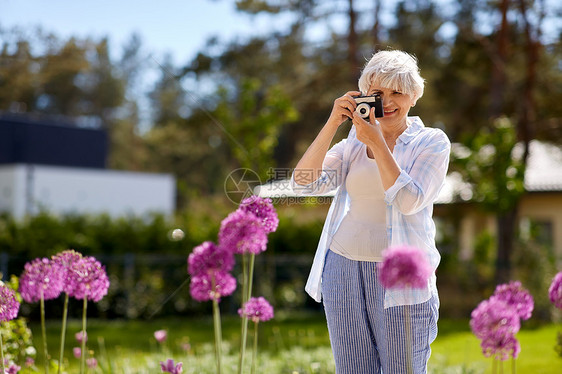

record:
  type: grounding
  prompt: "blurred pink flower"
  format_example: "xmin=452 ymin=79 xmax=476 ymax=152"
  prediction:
xmin=188 ymin=241 xmax=234 ymax=277
xmin=0 ymin=285 xmax=20 ymax=322
xmin=190 ymin=272 xmax=236 ymax=302
xmin=238 ymin=296 xmax=274 ymax=323
xmin=67 ymin=256 xmax=110 ymax=302
xmin=480 ymin=334 xmax=521 ymax=360
xmin=470 ymin=296 xmax=521 ymax=361
xmin=548 ymin=271 xmax=562 ymax=309
xmin=19 ymin=257 xmax=63 ymax=303
xmin=493 ymin=281 xmax=534 ymax=320
xmin=379 ymin=245 xmax=432 ymax=289
xmin=218 ymin=210 xmax=268 ymax=255
xmin=73 ymin=347 xmax=81 ymax=359
xmin=87 ymin=358 xmax=98 ymax=369
xmin=239 ymin=195 xmax=279 ymax=233
xmin=154 ymin=329 xmax=167 ymax=343
xmin=51 ymin=249 xmax=83 ymax=295
xmin=75 ymin=331 xmax=87 ymax=344
xmin=160 ymin=359 xmax=183 ymax=374
xmin=6 ymin=363 xmax=21 ymax=374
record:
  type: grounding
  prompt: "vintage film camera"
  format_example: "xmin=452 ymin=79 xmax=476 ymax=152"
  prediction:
xmin=354 ymin=94 xmax=384 ymax=119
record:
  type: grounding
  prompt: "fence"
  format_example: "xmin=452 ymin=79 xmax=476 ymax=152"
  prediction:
xmin=2 ymin=252 xmax=319 ymax=320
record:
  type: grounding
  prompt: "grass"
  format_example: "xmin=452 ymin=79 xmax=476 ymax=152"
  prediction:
xmin=27 ymin=313 xmax=562 ymax=373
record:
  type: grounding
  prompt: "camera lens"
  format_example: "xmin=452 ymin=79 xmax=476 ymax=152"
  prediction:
xmin=356 ymin=103 xmax=370 ymax=118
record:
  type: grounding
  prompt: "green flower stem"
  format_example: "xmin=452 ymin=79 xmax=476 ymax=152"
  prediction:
xmin=58 ymin=293 xmax=69 ymax=374
xmin=493 ymin=357 xmax=497 ymax=374
xmin=41 ymin=293 xmax=50 ymax=374
xmin=512 ymin=357 xmax=516 ymax=374
xmin=80 ymin=297 xmax=88 ymax=374
xmin=251 ymin=321 xmax=259 ymax=374
xmin=238 ymin=255 xmax=249 ymax=374
xmin=0 ymin=328 xmax=5 ymax=374
xmin=212 ymin=298 xmax=223 ymax=374
xmin=238 ymin=253 xmax=257 ymax=374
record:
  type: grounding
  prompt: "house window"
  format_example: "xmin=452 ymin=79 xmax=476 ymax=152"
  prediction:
xmin=520 ymin=217 xmax=554 ymax=254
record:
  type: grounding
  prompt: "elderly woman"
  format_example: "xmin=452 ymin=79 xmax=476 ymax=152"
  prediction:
xmin=291 ymin=50 xmax=450 ymax=373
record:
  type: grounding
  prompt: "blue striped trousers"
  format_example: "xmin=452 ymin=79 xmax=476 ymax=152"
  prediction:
xmin=322 ymin=250 xmax=439 ymax=374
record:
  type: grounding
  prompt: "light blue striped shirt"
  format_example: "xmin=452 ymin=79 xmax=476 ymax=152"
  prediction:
xmin=291 ymin=116 xmax=451 ymax=308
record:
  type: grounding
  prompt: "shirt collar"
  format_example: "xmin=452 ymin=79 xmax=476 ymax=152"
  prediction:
xmin=397 ymin=116 xmax=424 ymax=145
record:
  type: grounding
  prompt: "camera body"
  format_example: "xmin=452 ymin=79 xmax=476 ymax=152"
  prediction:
xmin=354 ymin=94 xmax=384 ymax=119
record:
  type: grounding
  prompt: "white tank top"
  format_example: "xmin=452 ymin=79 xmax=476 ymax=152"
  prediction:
xmin=330 ymin=144 xmax=388 ymax=262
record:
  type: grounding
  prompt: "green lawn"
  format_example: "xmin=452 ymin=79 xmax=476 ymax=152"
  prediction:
xmin=28 ymin=313 xmax=562 ymax=373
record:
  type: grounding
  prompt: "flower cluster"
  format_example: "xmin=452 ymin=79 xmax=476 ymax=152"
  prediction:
xmin=548 ymin=271 xmax=562 ymax=309
xmin=218 ymin=210 xmax=268 ymax=255
xmin=493 ymin=281 xmax=534 ymax=320
xmin=188 ymin=241 xmax=237 ymax=302
xmin=19 ymin=250 xmax=110 ymax=303
xmin=239 ymin=196 xmax=279 ymax=234
xmin=188 ymin=196 xmax=278 ymax=303
xmin=52 ymin=249 xmax=84 ymax=294
xmin=66 ymin=256 xmax=110 ymax=302
xmin=19 ymin=257 xmax=64 ymax=302
xmin=379 ymin=245 xmax=432 ymax=289
xmin=186 ymin=196 xmax=278 ymax=374
xmin=0 ymin=284 xmax=20 ymax=322
xmin=160 ymin=359 xmax=183 ymax=374
xmin=188 ymin=241 xmax=234 ymax=276
xmin=470 ymin=280 xmax=534 ymax=361
xmin=238 ymin=297 xmax=274 ymax=323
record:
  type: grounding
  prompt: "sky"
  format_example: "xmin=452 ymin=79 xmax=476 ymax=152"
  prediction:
xmin=0 ymin=0 xmax=296 ymax=63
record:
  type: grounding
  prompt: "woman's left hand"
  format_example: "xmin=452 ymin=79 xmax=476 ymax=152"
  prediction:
xmin=352 ymin=107 xmax=383 ymax=148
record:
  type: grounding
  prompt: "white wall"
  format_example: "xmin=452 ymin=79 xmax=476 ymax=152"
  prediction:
xmin=0 ymin=164 xmax=175 ymax=219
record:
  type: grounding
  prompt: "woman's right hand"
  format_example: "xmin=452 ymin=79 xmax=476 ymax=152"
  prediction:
xmin=326 ymin=91 xmax=361 ymax=129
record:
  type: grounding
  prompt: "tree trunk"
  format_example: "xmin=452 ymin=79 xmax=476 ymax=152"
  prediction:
xmin=495 ymin=209 xmax=518 ymax=284
xmin=347 ymin=0 xmax=360 ymax=84
xmin=489 ymin=0 xmax=509 ymax=117
xmin=372 ymin=0 xmax=382 ymax=51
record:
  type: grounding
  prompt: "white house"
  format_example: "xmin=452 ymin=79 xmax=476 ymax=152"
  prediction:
xmin=0 ymin=164 xmax=175 ymax=219
xmin=0 ymin=113 xmax=176 ymax=219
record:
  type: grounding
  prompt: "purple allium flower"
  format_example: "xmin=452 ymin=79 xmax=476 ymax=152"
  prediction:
xmin=86 ymin=358 xmax=98 ymax=369
xmin=218 ymin=210 xmax=268 ymax=255
xmin=480 ymin=334 xmax=521 ymax=361
xmin=154 ymin=329 xmax=167 ymax=343
xmin=19 ymin=257 xmax=63 ymax=303
xmin=0 ymin=284 xmax=20 ymax=322
xmin=239 ymin=195 xmax=279 ymax=233
xmin=470 ymin=297 xmax=520 ymax=342
xmin=188 ymin=241 xmax=235 ymax=277
xmin=67 ymin=256 xmax=110 ymax=302
xmin=160 ymin=359 xmax=183 ymax=374
xmin=238 ymin=296 xmax=274 ymax=323
xmin=25 ymin=357 xmax=34 ymax=367
xmin=379 ymin=245 xmax=432 ymax=289
xmin=6 ymin=363 xmax=21 ymax=374
xmin=75 ymin=331 xmax=87 ymax=344
xmin=189 ymin=271 xmax=236 ymax=302
xmin=548 ymin=271 xmax=562 ymax=309
xmin=493 ymin=281 xmax=534 ymax=320
xmin=52 ymin=249 xmax=83 ymax=294
xmin=73 ymin=347 xmax=81 ymax=359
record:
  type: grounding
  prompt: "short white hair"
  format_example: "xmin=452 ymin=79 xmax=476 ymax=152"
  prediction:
xmin=358 ymin=50 xmax=424 ymax=103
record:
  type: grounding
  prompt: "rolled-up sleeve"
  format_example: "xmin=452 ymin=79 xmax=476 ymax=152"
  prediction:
xmin=384 ymin=132 xmax=450 ymax=215
xmin=291 ymin=139 xmax=347 ymax=196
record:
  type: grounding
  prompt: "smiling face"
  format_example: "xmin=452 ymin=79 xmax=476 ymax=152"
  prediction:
xmin=367 ymin=84 xmax=416 ymax=129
